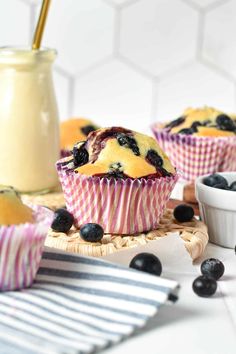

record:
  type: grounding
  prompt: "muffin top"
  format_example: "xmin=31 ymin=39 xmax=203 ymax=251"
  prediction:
xmin=0 ymin=185 xmax=33 ymax=225
xmin=66 ymin=127 xmax=175 ymax=179
xmin=60 ymin=118 xmax=98 ymax=150
xmin=163 ymin=107 xmax=236 ymax=137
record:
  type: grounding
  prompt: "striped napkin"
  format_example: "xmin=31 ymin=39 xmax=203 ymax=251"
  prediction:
xmin=0 ymin=247 xmax=179 ymax=354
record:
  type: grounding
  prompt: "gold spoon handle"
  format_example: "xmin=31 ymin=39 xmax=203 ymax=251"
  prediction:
xmin=32 ymin=0 xmax=51 ymax=50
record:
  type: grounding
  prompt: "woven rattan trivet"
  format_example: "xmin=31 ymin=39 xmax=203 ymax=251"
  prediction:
xmin=21 ymin=190 xmax=208 ymax=260
xmin=22 ymin=190 xmax=65 ymax=211
xmin=46 ymin=209 xmax=208 ymax=261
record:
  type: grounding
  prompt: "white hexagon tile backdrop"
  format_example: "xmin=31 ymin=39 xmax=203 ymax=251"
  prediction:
xmin=1 ymin=0 xmax=236 ymax=132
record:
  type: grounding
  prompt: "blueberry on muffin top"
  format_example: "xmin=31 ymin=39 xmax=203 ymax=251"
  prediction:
xmin=65 ymin=127 xmax=175 ymax=179
xmin=164 ymin=107 xmax=236 ymax=137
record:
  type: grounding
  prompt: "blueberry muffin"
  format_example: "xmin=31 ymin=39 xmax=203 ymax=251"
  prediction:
xmin=60 ymin=118 xmax=98 ymax=151
xmin=57 ymin=127 xmax=177 ymax=234
xmin=0 ymin=185 xmax=33 ymax=225
xmin=66 ymin=127 xmax=175 ymax=179
xmin=152 ymin=107 xmax=236 ymax=181
xmin=164 ymin=107 xmax=236 ymax=137
xmin=0 ymin=185 xmax=53 ymax=291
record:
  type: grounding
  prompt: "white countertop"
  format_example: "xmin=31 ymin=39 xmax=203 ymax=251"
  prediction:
xmin=104 ymin=243 xmax=236 ymax=354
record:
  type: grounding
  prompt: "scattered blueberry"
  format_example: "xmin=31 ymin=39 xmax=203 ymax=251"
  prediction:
xmin=80 ymin=223 xmax=104 ymax=242
xmin=168 ymin=293 xmax=178 ymax=303
xmin=73 ymin=143 xmax=89 ymax=167
xmin=51 ymin=208 xmax=74 ymax=233
xmin=178 ymin=128 xmax=194 ymax=135
xmin=216 ymin=114 xmax=236 ymax=132
xmin=129 ymin=253 xmax=162 ymax=276
xmin=201 ymin=258 xmax=225 ymax=280
xmin=192 ymin=275 xmax=217 ymax=297
xmin=117 ymin=133 xmax=140 ymax=156
xmin=166 ymin=116 xmax=185 ymax=129
xmin=203 ymin=174 xmax=228 ymax=188
xmin=81 ymin=125 xmax=96 ymax=136
xmin=173 ymin=204 xmax=194 ymax=223
xmin=230 ymin=181 xmax=236 ymax=191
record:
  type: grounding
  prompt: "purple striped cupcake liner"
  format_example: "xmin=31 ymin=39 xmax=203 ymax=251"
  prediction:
xmin=151 ymin=125 xmax=236 ymax=182
xmin=0 ymin=204 xmax=53 ymax=292
xmin=60 ymin=149 xmax=71 ymax=158
xmin=57 ymin=158 xmax=178 ymax=235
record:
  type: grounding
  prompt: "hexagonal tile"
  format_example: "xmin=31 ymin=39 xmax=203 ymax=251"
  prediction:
xmin=41 ymin=0 xmax=115 ymax=75
xmin=109 ymin=0 xmax=132 ymax=5
xmin=189 ymin=0 xmax=219 ymax=8
xmin=0 ymin=0 xmax=30 ymax=46
xmin=203 ymin=1 xmax=236 ymax=78
xmin=53 ymin=69 xmax=71 ymax=121
xmin=157 ymin=62 xmax=235 ymax=121
xmin=120 ymin=0 xmax=198 ymax=76
xmin=73 ymin=59 xmax=152 ymax=132
xmin=23 ymin=0 xmax=41 ymax=4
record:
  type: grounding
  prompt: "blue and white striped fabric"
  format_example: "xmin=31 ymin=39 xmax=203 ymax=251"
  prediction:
xmin=0 ymin=248 xmax=179 ymax=354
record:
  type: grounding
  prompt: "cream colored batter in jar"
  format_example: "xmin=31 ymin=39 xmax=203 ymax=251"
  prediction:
xmin=0 ymin=47 xmax=60 ymax=192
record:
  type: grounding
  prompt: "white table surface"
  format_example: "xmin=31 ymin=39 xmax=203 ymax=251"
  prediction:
xmin=104 ymin=243 xmax=236 ymax=354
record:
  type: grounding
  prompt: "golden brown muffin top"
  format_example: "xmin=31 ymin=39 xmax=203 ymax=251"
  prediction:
xmin=0 ymin=185 xmax=33 ymax=225
xmin=163 ymin=107 xmax=236 ymax=137
xmin=60 ymin=118 xmax=98 ymax=150
xmin=65 ymin=127 xmax=175 ymax=179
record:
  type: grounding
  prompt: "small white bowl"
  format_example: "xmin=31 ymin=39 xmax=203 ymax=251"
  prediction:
xmin=195 ymin=172 xmax=236 ymax=248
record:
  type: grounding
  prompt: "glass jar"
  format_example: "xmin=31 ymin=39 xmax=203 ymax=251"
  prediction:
xmin=0 ymin=47 xmax=60 ymax=193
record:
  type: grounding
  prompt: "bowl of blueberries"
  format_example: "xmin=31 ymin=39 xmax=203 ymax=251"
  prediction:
xmin=195 ymin=172 xmax=236 ymax=248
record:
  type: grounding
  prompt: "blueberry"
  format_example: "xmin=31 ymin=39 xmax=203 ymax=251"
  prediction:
xmin=191 ymin=121 xmax=202 ymax=132
xmin=51 ymin=208 xmax=74 ymax=233
xmin=173 ymin=204 xmax=194 ymax=222
xmin=80 ymin=223 xmax=104 ymax=242
xmin=117 ymin=133 xmax=140 ymax=156
xmin=178 ymin=128 xmax=194 ymax=135
xmin=202 ymin=120 xmax=211 ymax=126
xmin=166 ymin=116 xmax=185 ymax=129
xmin=216 ymin=114 xmax=236 ymax=132
xmin=103 ymin=162 xmax=126 ymax=179
xmin=213 ymin=183 xmax=229 ymax=190
xmin=146 ymin=150 xmax=163 ymax=168
xmin=129 ymin=253 xmax=162 ymax=276
xmin=192 ymin=275 xmax=217 ymax=297
xmin=201 ymin=258 xmax=225 ymax=280
xmin=230 ymin=181 xmax=236 ymax=191
xmin=81 ymin=125 xmax=96 ymax=136
xmin=73 ymin=143 xmax=89 ymax=167
xmin=105 ymin=170 xmax=126 ymax=180
xmin=203 ymin=174 xmax=228 ymax=188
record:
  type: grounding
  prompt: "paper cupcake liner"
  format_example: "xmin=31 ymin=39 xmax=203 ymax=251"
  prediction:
xmin=57 ymin=158 xmax=178 ymax=235
xmin=0 ymin=204 xmax=53 ymax=292
xmin=61 ymin=149 xmax=71 ymax=158
xmin=152 ymin=126 xmax=236 ymax=181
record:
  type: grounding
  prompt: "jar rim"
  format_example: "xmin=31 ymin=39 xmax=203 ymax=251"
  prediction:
xmin=0 ymin=47 xmax=57 ymax=64
xmin=0 ymin=46 xmax=56 ymax=55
